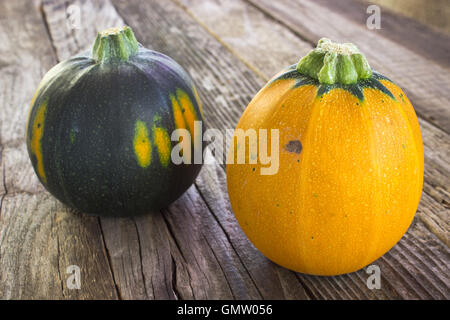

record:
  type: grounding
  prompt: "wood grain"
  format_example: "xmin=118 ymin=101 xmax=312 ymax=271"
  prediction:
xmin=316 ymin=0 xmax=450 ymax=67
xmin=245 ymin=0 xmax=450 ymax=134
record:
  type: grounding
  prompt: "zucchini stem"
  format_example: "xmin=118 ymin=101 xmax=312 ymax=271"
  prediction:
xmin=92 ymin=26 xmax=139 ymax=63
xmin=297 ymin=38 xmax=372 ymax=85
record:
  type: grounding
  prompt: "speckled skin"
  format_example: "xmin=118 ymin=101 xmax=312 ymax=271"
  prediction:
xmin=26 ymin=47 xmax=204 ymax=216
xmin=227 ymin=65 xmax=424 ymax=275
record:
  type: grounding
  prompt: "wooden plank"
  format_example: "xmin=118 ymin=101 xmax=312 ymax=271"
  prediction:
xmin=111 ymin=0 xmax=450 ymax=299
xmin=245 ymin=0 xmax=450 ymax=133
xmin=316 ymin=0 xmax=450 ymax=68
xmin=41 ymin=0 xmax=125 ymax=61
xmin=175 ymin=0 xmax=313 ymax=80
xmin=164 ymin=185 xmax=265 ymax=299
xmin=0 ymin=0 xmax=118 ymax=299
xmin=173 ymin=0 xmax=313 ymax=78
xmin=361 ymin=0 xmax=450 ymax=37
xmin=0 ymin=193 xmax=119 ymax=299
xmin=417 ymin=192 xmax=449 ymax=247
xmin=177 ymin=0 xmax=449 ymax=246
xmin=97 ymin=215 xmax=175 ymax=300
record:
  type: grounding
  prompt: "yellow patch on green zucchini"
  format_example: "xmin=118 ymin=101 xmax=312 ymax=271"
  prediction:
xmin=30 ymin=101 xmax=47 ymax=183
xmin=192 ymin=85 xmax=203 ymax=118
xmin=133 ymin=120 xmax=152 ymax=168
xmin=153 ymin=125 xmax=171 ymax=167
xmin=176 ymin=89 xmax=197 ymax=135
xmin=171 ymin=93 xmax=187 ymax=131
xmin=26 ymin=89 xmax=42 ymax=139
xmin=170 ymin=89 xmax=202 ymax=148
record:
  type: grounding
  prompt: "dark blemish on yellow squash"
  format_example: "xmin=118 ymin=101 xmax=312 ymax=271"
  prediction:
xmin=252 ymin=167 xmax=255 ymax=172
xmin=313 ymin=193 xmax=318 ymax=198
xmin=285 ymin=140 xmax=302 ymax=154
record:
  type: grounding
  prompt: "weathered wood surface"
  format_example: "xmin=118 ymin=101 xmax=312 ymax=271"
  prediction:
xmin=0 ymin=0 xmax=448 ymax=299
xmin=246 ymin=0 xmax=450 ymax=134
xmin=315 ymin=0 xmax=450 ymax=68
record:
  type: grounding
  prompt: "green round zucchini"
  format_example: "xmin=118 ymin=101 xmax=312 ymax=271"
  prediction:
xmin=26 ymin=26 xmax=204 ymax=216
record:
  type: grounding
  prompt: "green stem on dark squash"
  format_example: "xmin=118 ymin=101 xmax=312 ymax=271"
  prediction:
xmin=92 ymin=26 xmax=139 ymax=63
xmin=297 ymin=38 xmax=372 ymax=85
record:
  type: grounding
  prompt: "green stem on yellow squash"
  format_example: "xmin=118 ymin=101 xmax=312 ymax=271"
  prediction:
xmin=297 ymin=38 xmax=372 ymax=85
